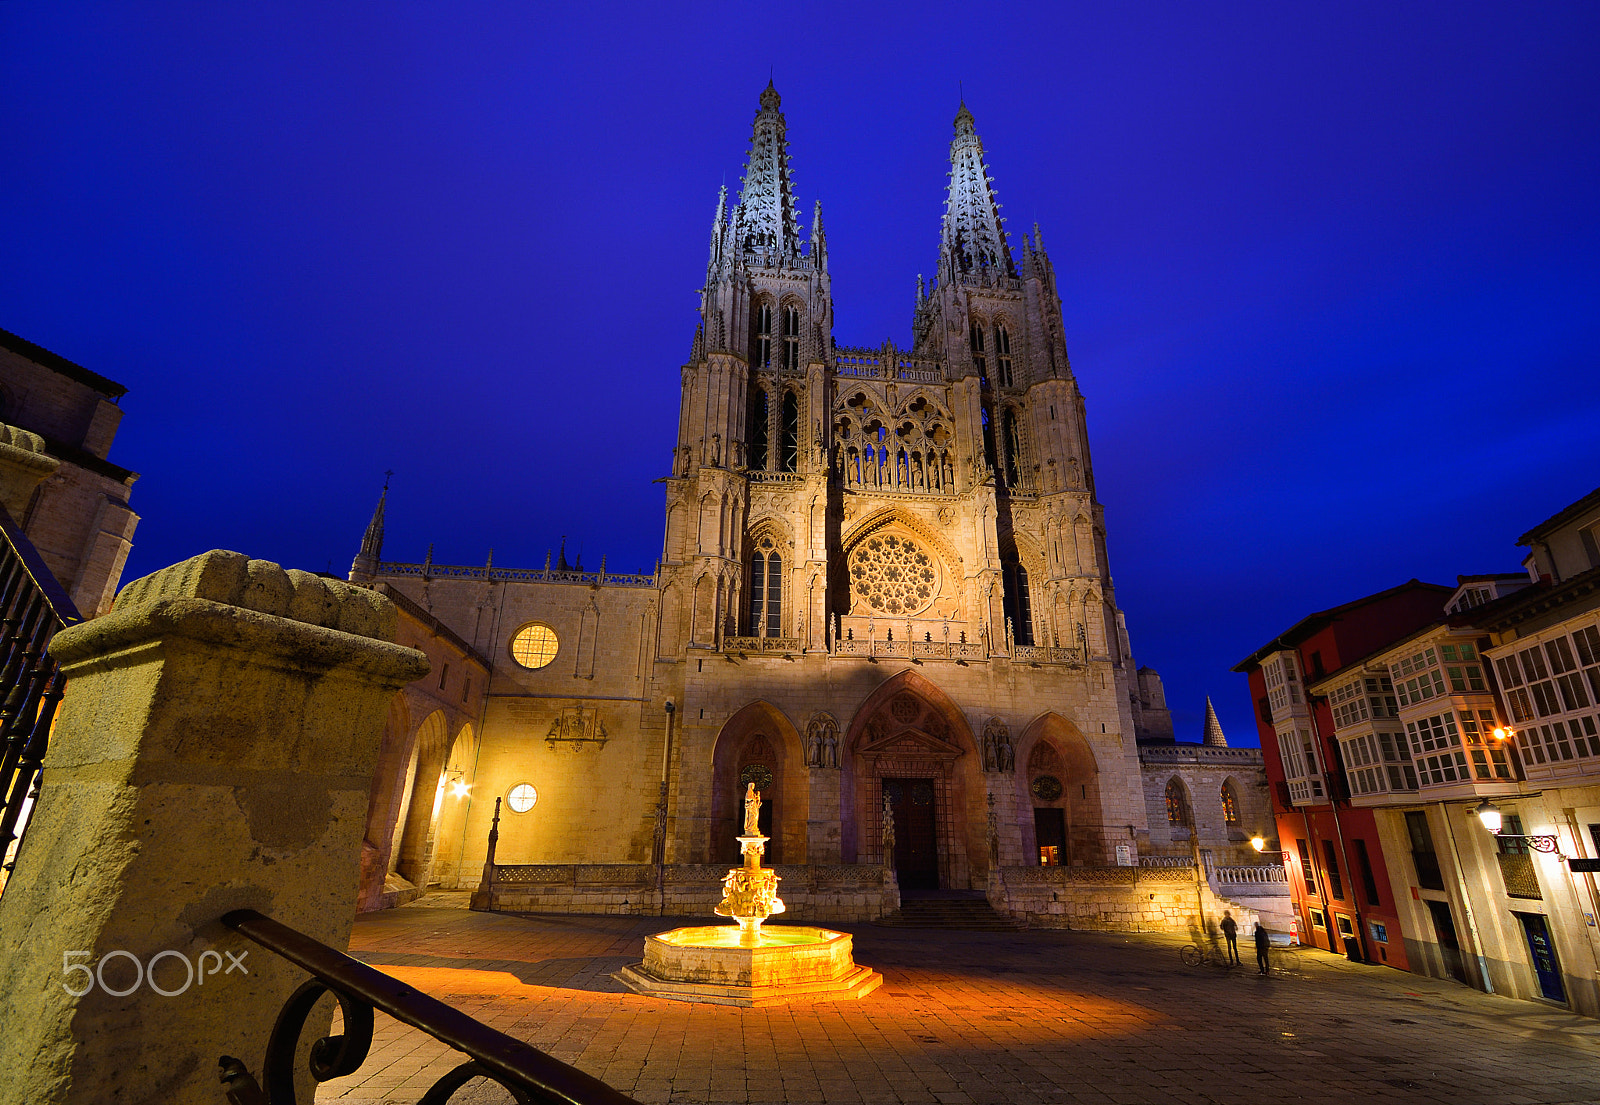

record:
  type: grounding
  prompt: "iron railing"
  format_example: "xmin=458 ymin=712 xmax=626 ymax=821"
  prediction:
xmin=0 ymin=502 xmax=81 ymax=895
xmin=218 ymin=909 xmax=641 ymax=1105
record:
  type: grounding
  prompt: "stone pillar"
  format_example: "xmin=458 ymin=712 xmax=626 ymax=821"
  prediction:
xmin=0 ymin=550 xmax=428 ymax=1104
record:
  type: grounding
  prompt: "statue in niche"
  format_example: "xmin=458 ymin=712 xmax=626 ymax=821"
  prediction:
xmin=824 ymin=731 xmax=838 ymax=768
xmin=742 ymin=781 xmax=762 ymax=836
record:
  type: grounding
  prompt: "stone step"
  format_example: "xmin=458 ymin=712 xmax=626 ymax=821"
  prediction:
xmin=876 ymin=898 xmax=1021 ymax=930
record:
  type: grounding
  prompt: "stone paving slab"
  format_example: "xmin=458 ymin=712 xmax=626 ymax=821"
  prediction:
xmin=312 ymin=892 xmax=1600 ymax=1105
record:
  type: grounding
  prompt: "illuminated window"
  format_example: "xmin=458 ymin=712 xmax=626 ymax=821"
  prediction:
xmin=1165 ymin=778 xmax=1188 ymax=824
xmin=509 ymin=623 xmax=559 ymax=669
xmin=507 ymin=783 xmax=538 ymax=813
xmin=1220 ymin=781 xmax=1240 ymax=823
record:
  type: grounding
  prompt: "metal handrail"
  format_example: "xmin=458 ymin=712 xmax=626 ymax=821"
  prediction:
xmin=0 ymin=501 xmax=80 ymax=895
xmin=218 ymin=909 xmax=640 ymax=1105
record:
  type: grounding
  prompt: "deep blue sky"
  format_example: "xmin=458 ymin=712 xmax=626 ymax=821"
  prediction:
xmin=4 ymin=2 xmax=1597 ymax=746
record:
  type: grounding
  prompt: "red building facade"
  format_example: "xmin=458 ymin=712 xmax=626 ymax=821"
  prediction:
xmin=1234 ymin=580 xmax=1453 ymax=966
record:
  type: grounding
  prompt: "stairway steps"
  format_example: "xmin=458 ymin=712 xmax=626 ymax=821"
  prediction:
xmin=877 ymin=898 xmax=1021 ymax=930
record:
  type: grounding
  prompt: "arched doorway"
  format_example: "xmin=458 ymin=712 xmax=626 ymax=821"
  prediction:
xmin=843 ymin=670 xmax=981 ymax=889
xmin=1015 ymin=713 xmax=1106 ymax=866
xmin=709 ymin=702 xmax=805 ymax=864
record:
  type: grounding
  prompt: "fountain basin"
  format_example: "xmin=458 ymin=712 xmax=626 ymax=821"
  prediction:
xmin=614 ymin=924 xmax=882 ymax=1007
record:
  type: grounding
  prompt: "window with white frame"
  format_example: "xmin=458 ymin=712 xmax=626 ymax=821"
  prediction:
xmin=1277 ymin=726 xmax=1324 ymax=801
xmin=1408 ymin=711 xmax=1470 ymax=785
xmin=1265 ymin=654 xmax=1302 ymax=715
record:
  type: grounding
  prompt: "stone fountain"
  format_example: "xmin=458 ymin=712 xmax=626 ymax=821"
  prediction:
xmin=614 ymin=782 xmax=882 ymax=1007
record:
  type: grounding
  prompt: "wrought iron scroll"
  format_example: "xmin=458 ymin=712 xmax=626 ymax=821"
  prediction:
xmin=0 ymin=502 xmax=81 ymax=896
xmin=218 ymin=909 xmax=641 ymax=1105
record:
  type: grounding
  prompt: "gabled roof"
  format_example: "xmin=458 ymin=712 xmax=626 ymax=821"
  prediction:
xmin=1231 ymin=578 xmax=1453 ymax=673
xmin=1518 ymin=487 xmax=1600 ymax=546
xmin=0 ymin=327 xmax=127 ymax=399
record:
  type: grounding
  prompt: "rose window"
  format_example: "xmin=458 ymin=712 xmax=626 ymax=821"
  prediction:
xmin=848 ymin=534 xmax=937 ymax=615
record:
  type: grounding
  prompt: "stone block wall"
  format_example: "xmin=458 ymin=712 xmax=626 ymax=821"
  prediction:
xmin=477 ymin=863 xmax=898 ymax=922
xmin=989 ymin=865 xmax=1260 ymax=937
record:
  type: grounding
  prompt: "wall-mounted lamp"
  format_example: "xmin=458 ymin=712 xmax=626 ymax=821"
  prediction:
xmin=1473 ymin=797 xmax=1559 ymax=852
xmin=1250 ymin=835 xmax=1266 ymax=853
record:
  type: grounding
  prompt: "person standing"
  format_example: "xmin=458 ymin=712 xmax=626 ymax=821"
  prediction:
xmin=1220 ymin=910 xmax=1240 ymax=965
xmin=1255 ymin=922 xmax=1271 ymax=975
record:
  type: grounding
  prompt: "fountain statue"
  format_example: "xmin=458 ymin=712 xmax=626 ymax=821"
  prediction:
xmin=614 ymin=781 xmax=882 ymax=1006
xmin=714 ymin=782 xmax=786 ymax=945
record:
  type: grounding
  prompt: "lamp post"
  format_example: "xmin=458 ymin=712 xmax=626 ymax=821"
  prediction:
xmin=1473 ymin=797 xmax=1561 ymax=853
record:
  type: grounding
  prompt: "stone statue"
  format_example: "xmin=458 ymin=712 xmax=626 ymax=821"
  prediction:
xmin=881 ymin=792 xmax=896 ymax=866
xmin=742 ymin=781 xmax=761 ymax=836
xmin=824 ymin=731 xmax=838 ymax=768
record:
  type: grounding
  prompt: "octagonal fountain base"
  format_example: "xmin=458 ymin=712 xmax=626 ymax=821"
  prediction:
xmin=613 ymin=924 xmax=882 ymax=1007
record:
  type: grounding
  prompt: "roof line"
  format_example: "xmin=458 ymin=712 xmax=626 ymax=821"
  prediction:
xmin=0 ymin=327 xmax=127 ymax=399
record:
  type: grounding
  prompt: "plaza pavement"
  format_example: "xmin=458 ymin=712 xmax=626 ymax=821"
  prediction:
xmin=315 ymin=892 xmax=1600 ymax=1105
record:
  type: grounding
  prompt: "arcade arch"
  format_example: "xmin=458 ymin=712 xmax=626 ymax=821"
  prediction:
xmin=708 ymin=701 xmax=806 ymax=864
xmin=1014 ymin=713 xmax=1106 ymax=866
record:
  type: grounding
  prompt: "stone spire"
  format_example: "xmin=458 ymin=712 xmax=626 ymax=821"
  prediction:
xmin=734 ymin=80 xmax=801 ymax=260
xmin=706 ymin=183 xmax=729 ymax=276
xmin=940 ymin=101 xmax=1014 ymax=280
xmin=1202 ymin=697 xmax=1228 ymax=747
xmin=809 ymin=198 xmax=828 ymax=272
xmin=349 ymin=473 xmax=389 ymax=582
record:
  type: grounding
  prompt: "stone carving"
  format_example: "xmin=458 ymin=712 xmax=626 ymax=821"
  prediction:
xmin=881 ymin=792 xmax=895 ymax=866
xmin=980 ymin=717 xmax=1014 ymax=773
xmin=546 ymin=706 xmax=609 ymax=750
xmin=1031 ymin=774 xmax=1063 ymax=802
xmin=806 ymin=713 xmax=840 ymax=768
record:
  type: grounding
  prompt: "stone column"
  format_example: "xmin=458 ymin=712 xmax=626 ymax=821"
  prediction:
xmin=0 ymin=550 xmax=428 ymax=1104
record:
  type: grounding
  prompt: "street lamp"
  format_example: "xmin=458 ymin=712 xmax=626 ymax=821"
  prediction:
xmin=1250 ymin=835 xmax=1266 ymax=853
xmin=1473 ymin=797 xmax=1560 ymax=853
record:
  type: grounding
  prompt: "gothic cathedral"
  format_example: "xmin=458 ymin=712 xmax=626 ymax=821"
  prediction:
xmin=357 ymin=84 xmax=1186 ymax=902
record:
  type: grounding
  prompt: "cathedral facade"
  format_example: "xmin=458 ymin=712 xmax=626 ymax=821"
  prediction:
xmin=356 ymin=85 xmax=1199 ymax=902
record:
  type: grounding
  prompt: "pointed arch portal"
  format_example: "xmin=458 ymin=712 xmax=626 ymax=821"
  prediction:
xmin=843 ymin=669 xmax=982 ymax=889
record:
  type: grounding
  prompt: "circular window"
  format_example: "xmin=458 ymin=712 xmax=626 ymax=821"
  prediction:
xmin=739 ymin=764 xmax=773 ymax=792
xmin=1031 ymin=775 xmax=1063 ymax=802
xmin=848 ymin=533 xmax=938 ymax=616
xmin=509 ymin=623 xmax=559 ymax=669
xmin=507 ymin=783 xmax=538 ymax=813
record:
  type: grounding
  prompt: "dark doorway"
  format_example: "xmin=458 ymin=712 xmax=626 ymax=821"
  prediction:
xmin=1424 ymin=899 xmax=1468 ymax=984
xmin=884 ymin=778 xmax=939 ymax=889
xmin=1034 ymin=808 xmax=1066 ymax=866
xmin=1515 ymin=912 xmax=1567 ymax=1003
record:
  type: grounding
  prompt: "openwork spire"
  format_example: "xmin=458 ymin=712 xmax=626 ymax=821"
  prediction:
xmin=349 ymin=472 xmax=390 ymax=581
xmin=734 ymin=80 xmax=801 ymax=260
xmin=940 ymin=101 xmax=1013 ymax=279
xmin=1202 ymin=696 xmax=1228 ymax=747
xmin=359 ymin=475 xmax=388 ymax=563
xmin=707 ymin=183 xmax=729 ymax=274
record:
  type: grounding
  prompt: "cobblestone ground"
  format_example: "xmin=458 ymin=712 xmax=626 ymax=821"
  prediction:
xmin=315 ymin=893 xmax=1600 ymax=1105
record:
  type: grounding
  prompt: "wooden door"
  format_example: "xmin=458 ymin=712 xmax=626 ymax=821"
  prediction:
xmin=885 ymin=778 xmax=939 ymax=889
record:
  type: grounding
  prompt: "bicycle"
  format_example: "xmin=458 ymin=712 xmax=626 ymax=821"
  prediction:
xmin=1179 ymin=944 xmax=1234 ymax=968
